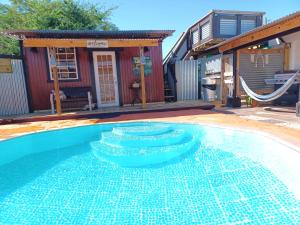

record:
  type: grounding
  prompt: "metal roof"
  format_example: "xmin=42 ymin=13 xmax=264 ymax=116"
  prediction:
xmin=211 ymin=9 xmax=265 ymax=16
xmin=1 ymin=30 xmax=175 ymax=40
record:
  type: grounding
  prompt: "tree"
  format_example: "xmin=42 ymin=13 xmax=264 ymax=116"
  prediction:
xmin=0 ymin=0 xmax=118 ymax=55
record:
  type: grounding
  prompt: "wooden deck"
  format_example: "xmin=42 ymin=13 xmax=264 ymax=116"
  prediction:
xmin=0 ymin=100 xmax=214 ymax=124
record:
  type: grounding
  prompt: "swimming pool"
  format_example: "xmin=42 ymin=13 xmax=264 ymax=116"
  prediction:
xmin=0 ymin=122 xmax=299 ymax=224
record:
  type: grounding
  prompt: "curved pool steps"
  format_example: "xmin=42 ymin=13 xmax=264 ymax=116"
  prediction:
xmin=100 ymin=129 xmax=188 ymax=147
xmin=112 ymin=125 xmax=173 ymax=136
xmin=90 ymin=124 xmax=200 ymax=167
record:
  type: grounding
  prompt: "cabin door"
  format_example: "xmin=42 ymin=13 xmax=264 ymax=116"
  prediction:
xmin=93 ymin=51 xmax=119 ymax=108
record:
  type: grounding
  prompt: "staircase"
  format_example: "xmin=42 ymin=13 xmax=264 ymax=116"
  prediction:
xmin=164 ymin=80 xmax=176 ymax=102
xmin=164 ymin=64 xmax=177 ymax=102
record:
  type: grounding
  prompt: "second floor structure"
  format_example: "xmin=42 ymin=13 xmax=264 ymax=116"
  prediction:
xmin=164 ymin=10 xmax=265 ymax=63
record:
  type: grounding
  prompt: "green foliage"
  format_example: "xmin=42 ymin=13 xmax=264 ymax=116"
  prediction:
xmin=0 ymin=0 xmax=118 ymax=55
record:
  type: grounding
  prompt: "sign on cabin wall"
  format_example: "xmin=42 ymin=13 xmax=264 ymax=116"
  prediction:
xmin=0 ymin=58 xmax=12 ymax=73
xmin=87 ymin=40 xmax=108 ymax=48
xmin=132 ymin=57 xmax=152 ymax=76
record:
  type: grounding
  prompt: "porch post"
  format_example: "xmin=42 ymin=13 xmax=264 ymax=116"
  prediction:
xmin=53 ymin=66 xmax=62 ymax=115
xmin=139 ymin=47 xmax=146 ymax=108
xmin=49 ymin=48 xmax=62 ymax=115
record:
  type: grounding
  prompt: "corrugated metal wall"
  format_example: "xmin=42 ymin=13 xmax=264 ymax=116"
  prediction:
xmin=24 ymin=45 xmax=165 ymax=110
xmin=119 ymin=46 xmax=164 ymax=105
xmin=175 ymin=55 xmax=222 ymax=101
xmin=175 ymin=60 xmax=198 ymax=100
xmin=239 ymin=53 xmax=283 ymax=91
xmin=24 ymin=47 xmax=92 ymax=110
xmin=0 ymin=59 xmax=29 ymax=116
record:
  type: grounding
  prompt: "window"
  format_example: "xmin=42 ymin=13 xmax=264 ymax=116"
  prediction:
xmin=192 ymin=29 xmax=199 ymax=45
xmin=220 ymin=18 xmax=237 ymax=35
xmin=241 ymin=19 xmax=256 ymax=33
xmin=48 ymin=47 xmax=78 ymax=80
xmin=201 ymin=22 xmax=210 ymax=40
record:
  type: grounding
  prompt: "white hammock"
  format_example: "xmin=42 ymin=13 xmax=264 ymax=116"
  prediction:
xmin=240 ymin=70 xmax=300 ymax=102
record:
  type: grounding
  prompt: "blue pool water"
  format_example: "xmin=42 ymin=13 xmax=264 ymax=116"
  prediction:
xmin=0 ymin=122 xmax=299 ymax=224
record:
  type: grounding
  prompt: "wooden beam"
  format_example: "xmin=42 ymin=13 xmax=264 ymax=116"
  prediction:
xmin=239 ymin=48 xmax=284 ymax=54
xmin=139 ymin=47 xmax=146 ymax=108
xmin=283 ymin=44 xmax=290 ymax=71
xmin=52 ymin=67 xmax=61 ymax=115
xmin=23 ymin=38 xmax=159 ymax=48
xmin=236 ymin=50 xmax=241 ymax=97
xmin=219 ymin=14 xmax=300 ymax=53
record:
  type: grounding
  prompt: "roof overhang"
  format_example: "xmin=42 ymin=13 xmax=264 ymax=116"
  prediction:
xmin=1 ymin=30 xmax=175 ymax=48
xmin=217 ymin=11 xmax=300 ymax=53
xmin=23 ymin=38 xmax=160 ymax=48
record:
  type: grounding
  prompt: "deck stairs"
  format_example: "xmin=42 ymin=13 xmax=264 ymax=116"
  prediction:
xmin=164 ymin=79 xmax=176 ymax=102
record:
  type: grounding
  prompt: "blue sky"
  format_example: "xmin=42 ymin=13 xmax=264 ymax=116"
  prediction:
xmin=2 ymin=0 xmax=299 ymax=57
xmin=105 ymin=0 xmax=299 ymax=57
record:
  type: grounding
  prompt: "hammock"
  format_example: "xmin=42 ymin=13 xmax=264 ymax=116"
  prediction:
xmin=240 ymin=70 xmax=300 ymax=102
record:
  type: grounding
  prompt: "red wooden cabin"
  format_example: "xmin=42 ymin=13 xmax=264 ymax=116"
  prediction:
xmin=5 ymin=30 xmax=173 ymax=112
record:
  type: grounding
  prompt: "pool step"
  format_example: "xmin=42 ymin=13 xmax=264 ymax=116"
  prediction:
xmin=112 ymin=125 xmax=173 ymax=136
xmin=90 ymin=135 xmax=199 ymax=167
xmin=100 ymin=129 xmax=188 ymax=147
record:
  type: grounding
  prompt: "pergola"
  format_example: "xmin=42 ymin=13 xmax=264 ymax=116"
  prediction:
xmin=214 ymin=11 xmax=300 ymax=105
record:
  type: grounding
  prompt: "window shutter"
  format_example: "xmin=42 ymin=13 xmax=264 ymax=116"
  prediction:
xmin=220 ymin=19 xmax=237 ymax=35
xmin=241 ymin=20 xmax=256 ymax=33
xmin=201 ymin=23 xmax=210 ymax=40
xmin=192 ymin=30 xmax=199 ymax=45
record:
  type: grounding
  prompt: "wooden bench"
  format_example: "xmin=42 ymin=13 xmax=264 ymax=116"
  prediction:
xmin=50 ymin=87 xmax=93 ymax=113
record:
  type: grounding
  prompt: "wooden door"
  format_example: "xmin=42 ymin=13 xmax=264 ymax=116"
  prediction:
xmin=93 ymin=52 xmax=119 ymax=108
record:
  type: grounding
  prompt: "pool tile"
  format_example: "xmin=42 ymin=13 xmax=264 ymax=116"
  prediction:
xmin=208 ymin=172 xmax=234 ymax=187
xmin=39 ymin=189 xmax=74 ymax=208
xmin=237 ymin=181 xmax=268 ymax=199
xmin=214 ymin=184 xmax=243 ymax=202
xmin=184 ymin=204 xmax=226 ymax=224
xmin=186 ymin=177 xmax=211 ymax=189
xmin=248 ymin=196 xmax=282 ymax=219
xmin=221 ymin=157 xmax=246 ymax=172
xmin=91 ymin=191 xmax=119 ymax=210
xmin=229 ymin=169 xmax=257 ymax=184
xmin=66 ymin=190 xmax=95 ymax=209
xmin=0 ymin=203 xmax=35 ymax=224
xmin=204 ymin=161 xmax=222 ymax=174
xmin=274 ymin=192 xmax=300 ymax=211
xmin=221 ymin=200 xmax=257 ymax=223
xmin=258 ymin=214 xmax=295 ymax=225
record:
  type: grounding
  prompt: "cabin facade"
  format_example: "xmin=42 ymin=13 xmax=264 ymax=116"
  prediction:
xmin=3 ymin=30 xmax=173 ymax=112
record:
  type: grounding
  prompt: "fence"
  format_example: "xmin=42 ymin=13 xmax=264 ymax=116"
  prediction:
xmin=175 ymin=55 xmax=222 ymax=101
xmin=175 ymin=60 xmax=199 ymax=101
xmin=0 ymin=56 xmax=29 ymax=116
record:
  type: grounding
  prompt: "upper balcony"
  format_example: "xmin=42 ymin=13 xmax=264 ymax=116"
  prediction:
xmin=189 ymin=10 xmax=265 ymax=54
